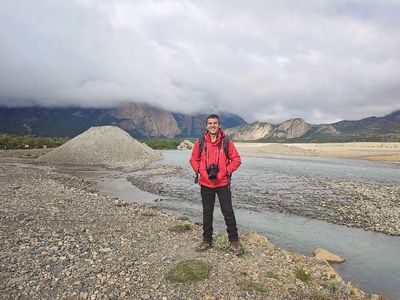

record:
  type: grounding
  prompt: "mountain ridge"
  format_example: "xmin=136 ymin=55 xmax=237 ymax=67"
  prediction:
xmin=0 ymin=103 xmax=247 ymax=138
xmin=226 ymin=110 xmax=400 ymax=142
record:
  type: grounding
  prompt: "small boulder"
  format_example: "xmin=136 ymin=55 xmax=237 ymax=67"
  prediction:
xmin=370 ymin=294 xmax=388 ymax=300
xmin=314 ymin=248 xmax=345 ymax=263
xmin=177 ymin=140 xmax=194 ymax=150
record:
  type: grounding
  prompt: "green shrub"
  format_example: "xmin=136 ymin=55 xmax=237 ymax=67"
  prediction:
xmin=177 ymin=216 xmax=190 ymax=222
xmin=212 ymin=234 xmax=231 ymax=251
xmin=142 ymin=139 xmax=182 ymax=150
xmin=266 ymin=271 xmax=278 ymax=279
xmin=323 ymin=281 xmax=341 ymax=294
xmin=212 ymin=234 xmax=246 ymax=253
xmin=295 ymin=268 xmax=311 ymax=282
xmin=0 ymin=134 xmax=69 ymax=149
xmin=166 ymin=259 xmax=212 ymax=283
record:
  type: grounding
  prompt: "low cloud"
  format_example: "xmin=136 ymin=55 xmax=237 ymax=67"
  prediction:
xmin=1 ymin=0 xmax=399 ymax=123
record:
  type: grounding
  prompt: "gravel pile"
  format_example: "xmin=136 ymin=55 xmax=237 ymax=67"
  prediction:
xmin=0 ymin=163 xmax=372 ymax=299
xmin=37 ymin=126 xmax=162 ymax=170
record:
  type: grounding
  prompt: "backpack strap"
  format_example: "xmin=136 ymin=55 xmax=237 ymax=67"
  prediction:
xmin=198 ymin=136 xmax=205 ymax=160
xmin=194 ymin=137 xmax=205 ymax=183
xmin=223 ymin=137 xmax=232 ymax=187
xmin=223 ymin=137 xmax=230 ymax=160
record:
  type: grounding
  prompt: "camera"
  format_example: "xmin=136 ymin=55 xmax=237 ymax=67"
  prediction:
xmin=206 ymin=164 xmax=219 ymax=180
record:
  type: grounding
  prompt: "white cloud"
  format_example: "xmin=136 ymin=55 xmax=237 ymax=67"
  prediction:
xmin=0 ymin=0 xmax=399 ymax=123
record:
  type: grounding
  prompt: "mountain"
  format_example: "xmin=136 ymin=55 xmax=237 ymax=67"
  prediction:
xmin=224 ymin=122 xmax=273 ymax=141
xmin=112 ymin=103 xmax=181 ymax=138
xmin=0 ymin=102 xmax=247 ymax=138
xmin=226 ymin=110 xmax=400 ymax=142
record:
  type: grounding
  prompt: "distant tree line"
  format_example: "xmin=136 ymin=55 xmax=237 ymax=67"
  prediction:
xmin=141 ymin=139 xmax=184 ymax=150
xmin=0 ymin=134 xmax=69 ymax=150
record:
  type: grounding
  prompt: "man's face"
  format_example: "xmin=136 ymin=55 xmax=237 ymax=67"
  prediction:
xmin=206 ymin=118 xmax=220 ymax=135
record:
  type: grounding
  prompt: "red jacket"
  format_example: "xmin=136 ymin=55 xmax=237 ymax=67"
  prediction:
xmin=189 ymin=129 xmax=241 ymax=188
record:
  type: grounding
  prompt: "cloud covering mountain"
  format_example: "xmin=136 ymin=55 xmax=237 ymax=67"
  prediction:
xmin=1 ymin=1 xmax=399 ymax=123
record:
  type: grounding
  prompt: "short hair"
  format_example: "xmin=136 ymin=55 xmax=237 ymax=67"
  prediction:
xmin=206 ymin=114 xmax=220 ymax=124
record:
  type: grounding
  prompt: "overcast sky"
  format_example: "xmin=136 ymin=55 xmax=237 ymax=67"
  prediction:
xmin=1 ymin=0 xmax=399 ymax=123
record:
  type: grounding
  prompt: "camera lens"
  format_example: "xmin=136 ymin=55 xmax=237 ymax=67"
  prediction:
xmin=207 ymin=164 xmax=218 ymax=180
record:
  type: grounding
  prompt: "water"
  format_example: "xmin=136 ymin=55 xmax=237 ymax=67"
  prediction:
xmin=164 ymin=150 xmax=400 ymax=183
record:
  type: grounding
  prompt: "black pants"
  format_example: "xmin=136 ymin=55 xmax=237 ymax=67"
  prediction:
xmin=200 ymin=185 xmax=238 ymax=243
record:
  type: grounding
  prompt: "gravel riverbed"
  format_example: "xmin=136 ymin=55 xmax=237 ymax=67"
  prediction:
xmin=127 ymin=163 xmax=400 ymax=236
xmin=0 ymin=161 xmax=373 ymax=299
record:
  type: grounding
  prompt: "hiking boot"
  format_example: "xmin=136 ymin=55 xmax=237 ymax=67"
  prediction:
xmin=195 ymin=240 xmax=212 ymax=252
xmin=231 ymin=240 xmax=244 ymax=256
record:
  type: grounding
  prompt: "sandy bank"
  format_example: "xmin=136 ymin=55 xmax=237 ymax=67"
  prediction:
xmin=235 ymin=142 xmax=400 ymax=162
xmin=0 ymin=162 xmax=373 ymax=299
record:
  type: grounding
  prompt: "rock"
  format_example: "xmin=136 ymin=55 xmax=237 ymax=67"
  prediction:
xmin=177 ymin=140 xmax=194 ymax=150
xmin=291 ymin=254 xmax=304 ymax=263
xmin=370 ymin=295 xmax=388 ymax=300
xmin=92 ymin=267 xmax=103 ymax=274
xmin=99 ymin=248 xmax=113 ymax=253
xmin=314 ymin=248 xmax=345 ymax=263
xmin=7 ymin=276 xmax=24 ymax=286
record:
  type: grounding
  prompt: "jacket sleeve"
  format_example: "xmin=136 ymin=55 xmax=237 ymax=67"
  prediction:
xmin=189 ymin=140 xmax=200 ymax=172
xmin=226 ymin=141 xmax=241 ymax=174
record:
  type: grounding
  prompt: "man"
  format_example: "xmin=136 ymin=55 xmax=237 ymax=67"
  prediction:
xmin=189 ymin=114 xmax=243 ymax=255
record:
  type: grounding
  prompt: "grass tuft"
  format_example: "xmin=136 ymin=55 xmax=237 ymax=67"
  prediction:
xmin=323 ymin=281 xmax=341 ymax=294
xmin=212 ymin=234 xmax=231 ymax=251
xmin=295 ymin=267 xmax=311 ymax=282
xmin=177 ymin=216 xmax=190 ymax=222
xmin=166 ymin=259 xmax=212 ymax=283
xmin=266 ymin=271 xmax=278 ymax=279
xmin=212 ymin=234 xmax=246 ymax=253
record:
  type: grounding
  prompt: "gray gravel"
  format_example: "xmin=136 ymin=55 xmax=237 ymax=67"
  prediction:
xmin=0 ymin=162 xmax=371 ymax=299
xmin=37 ymin=126 xmax=162 ymax=170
